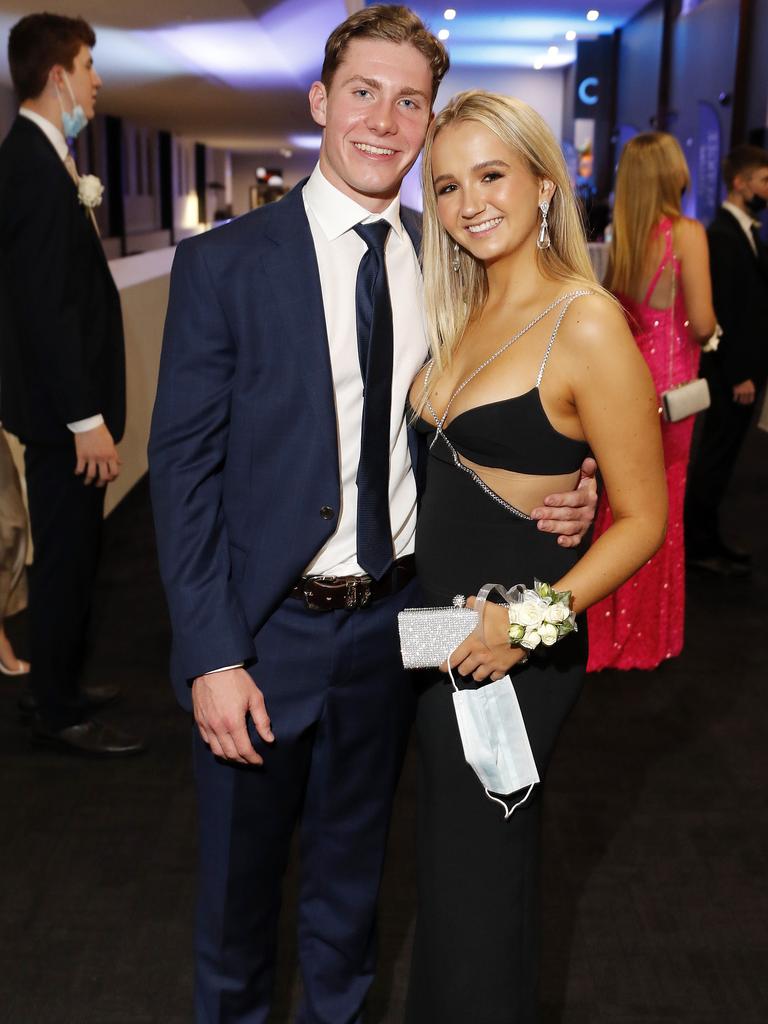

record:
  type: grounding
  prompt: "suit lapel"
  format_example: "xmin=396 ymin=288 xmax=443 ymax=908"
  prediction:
xmin=401 ymin=206 xmax=423 ymax=256
xmin=261 ymin=183 xmax=340 ymax=478
xmin=399 ymin=207 xmax=427 ymax=493
xmin=754 ymin=228 xmax=768 ymax=281
xmin=15 ymin=118 xmax=109 ymax=266
xmin=720 ymin=208 xmax=767 ymax=278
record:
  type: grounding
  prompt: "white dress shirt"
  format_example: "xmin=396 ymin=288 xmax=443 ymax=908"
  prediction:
xmin=722 ymin=200 xmax=761 ymax=257
xmin=302 ymin=164 xmax=428 ymax=576
xmin=18 ymin=106 xmax=104 ymax=435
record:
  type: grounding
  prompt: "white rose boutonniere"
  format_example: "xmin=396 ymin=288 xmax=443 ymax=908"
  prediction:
xmin=78 ymin=174 xmax=104 ymax=209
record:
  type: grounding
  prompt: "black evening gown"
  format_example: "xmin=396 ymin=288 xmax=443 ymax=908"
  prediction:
xmin=406 ymin=297 xmax=591 ymax=1024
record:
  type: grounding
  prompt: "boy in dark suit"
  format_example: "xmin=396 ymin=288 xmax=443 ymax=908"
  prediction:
xmin=686 ymin=145 xmax=768 ymax=574
xmin=0 ymin=13 xmax=143 ymax=755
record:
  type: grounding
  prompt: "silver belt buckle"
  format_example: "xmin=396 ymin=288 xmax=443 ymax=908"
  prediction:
xmin=345 ymin=578 xmax=372 ymax=609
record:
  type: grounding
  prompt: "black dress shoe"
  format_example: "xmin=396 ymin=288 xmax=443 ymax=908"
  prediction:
xmin=716 ymin=540 xmax=751 ymax=565
xmin=686 ymin=552 xmax=749 ymax=577
xmin=31 ymin=718 xmax=146 ymax=757
xmin=18 ymin=683 xmax=121 ymax=721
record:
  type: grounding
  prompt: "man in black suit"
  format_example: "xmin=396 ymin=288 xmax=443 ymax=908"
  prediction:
xmin=0 ymin=13 xmax=143 ymax=755
xmin=686 ymin=145 xmax=768 ymax=574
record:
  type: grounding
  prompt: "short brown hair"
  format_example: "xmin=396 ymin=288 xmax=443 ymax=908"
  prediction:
xmin=8 ymin=13 xmax=95 ymax=102
xmin=723 ymin=145 xmax=768 ymax=191
xmin=321 ymin=5 xmax=449 ymax=104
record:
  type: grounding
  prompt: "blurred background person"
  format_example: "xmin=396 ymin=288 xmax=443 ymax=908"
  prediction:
xmin=0 ymin=428 xmax=29 ymax=676
xmin=0 ymin=13 xmax=142 ymax=755
xmin=685 ymin=145 xmax=768 ymax=575
xmin=588 ymin=132 xmax=716 ymax=671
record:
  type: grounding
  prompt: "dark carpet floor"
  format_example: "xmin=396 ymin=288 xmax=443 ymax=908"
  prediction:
xmin=1 ymin=426 xmax=766 ymax=1024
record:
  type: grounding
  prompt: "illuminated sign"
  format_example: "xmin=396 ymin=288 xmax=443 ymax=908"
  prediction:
xmin=578 ymin=76 xmax=599 ymax=105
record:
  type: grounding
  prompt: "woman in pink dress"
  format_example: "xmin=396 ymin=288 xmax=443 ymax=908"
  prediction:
xmin=588 ymin=133 xmax=717 ymax=671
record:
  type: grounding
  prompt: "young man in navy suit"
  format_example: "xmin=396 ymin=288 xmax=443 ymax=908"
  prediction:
xmin=149 ymin=7 xmax=597 ymax=1021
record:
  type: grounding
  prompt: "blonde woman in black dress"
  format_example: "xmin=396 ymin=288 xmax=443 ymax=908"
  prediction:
xmin=406 ymin=91 xmax=668 ymax=1022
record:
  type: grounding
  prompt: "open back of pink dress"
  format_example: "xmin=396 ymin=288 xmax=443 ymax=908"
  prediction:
xmin=588 ymin=218 xmax=700 ymax=672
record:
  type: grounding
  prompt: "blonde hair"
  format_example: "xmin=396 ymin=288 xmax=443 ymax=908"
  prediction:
xmin=421 ymin=90 xmax=605 ymax=375
xmin=607 ymin=132 xmax=690 ymax=297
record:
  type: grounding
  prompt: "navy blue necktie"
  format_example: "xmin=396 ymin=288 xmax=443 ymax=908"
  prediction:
xmin=353 ymin=221 xmax=394 ymax=580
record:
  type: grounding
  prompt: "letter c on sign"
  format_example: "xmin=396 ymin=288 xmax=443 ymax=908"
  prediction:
xmin=578 ymin=77 xmax=599 ymax=106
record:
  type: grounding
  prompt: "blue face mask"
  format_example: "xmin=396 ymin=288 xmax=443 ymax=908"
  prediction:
xmin=56 ymin=73 xmax=88 ymax=139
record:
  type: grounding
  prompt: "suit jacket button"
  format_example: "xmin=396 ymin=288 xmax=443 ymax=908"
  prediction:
xmin=320 ymin=505 xmax=334 ymax=520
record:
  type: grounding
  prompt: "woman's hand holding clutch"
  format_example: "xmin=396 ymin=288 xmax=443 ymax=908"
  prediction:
xmin=439 ymin=596 xmax=528 ymax=683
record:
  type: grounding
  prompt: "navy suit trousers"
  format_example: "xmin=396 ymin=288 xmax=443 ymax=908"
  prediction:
xmin=192 ymin=578 xmax=419 ymax=1024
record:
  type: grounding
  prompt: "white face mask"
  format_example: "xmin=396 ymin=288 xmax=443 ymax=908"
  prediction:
xmin=447 ymin=607 xmax=539 ymax=821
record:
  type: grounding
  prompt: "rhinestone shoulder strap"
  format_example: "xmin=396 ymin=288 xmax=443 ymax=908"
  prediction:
xmin=422 ymin=289 xmax=592 ymax=522
xmin=424 ymin=290 xmax=591 ymax=431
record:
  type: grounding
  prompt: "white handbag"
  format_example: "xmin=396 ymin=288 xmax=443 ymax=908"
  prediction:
xmin=659 ymin=260 xmax=710 ymax=423
xmin=661 ymin=377 xmax=711 ymax=422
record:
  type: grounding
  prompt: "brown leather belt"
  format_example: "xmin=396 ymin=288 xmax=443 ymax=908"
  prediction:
xmin=290 ymin=555 xmax=416 ymax=611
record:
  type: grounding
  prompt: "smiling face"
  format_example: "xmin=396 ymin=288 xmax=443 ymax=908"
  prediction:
xmin=430 ymin=119 xmax=554 ymax=265
xmin=309 ymin=37 xmax=433 ymax=211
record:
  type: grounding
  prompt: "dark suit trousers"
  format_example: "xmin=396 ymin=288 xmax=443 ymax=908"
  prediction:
xmin=685 ymin=360 xmax=762 ymax=552
xmin=24 ymin=444 xmax=105 ymax=729
xmin=192 ymin=578 xmax=419 ymax=1024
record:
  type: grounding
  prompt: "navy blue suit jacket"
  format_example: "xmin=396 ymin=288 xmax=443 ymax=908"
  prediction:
xmin=149 ymin=180 xmax=423 ymax=708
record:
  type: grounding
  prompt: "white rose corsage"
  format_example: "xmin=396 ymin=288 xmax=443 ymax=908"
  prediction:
xmin=78 ymin=174 xmax=104 ymax=209
xmin=507 ymin=580 xmax=576 ymax=651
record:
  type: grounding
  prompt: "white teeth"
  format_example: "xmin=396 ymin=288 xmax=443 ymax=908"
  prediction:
xmin=467 ymin=217 xmax=502 ymax=233
xmin=354 ymin=142 xmax=395 ymax=156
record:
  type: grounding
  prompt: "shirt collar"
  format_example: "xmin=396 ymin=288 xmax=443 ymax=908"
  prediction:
xmin=19 ymin=107 xmax=69 ymax=162
xmin=722 ymin=200 xmax=761 ymax=233
xmin=303 ymin=163 xmax=404 ymax=242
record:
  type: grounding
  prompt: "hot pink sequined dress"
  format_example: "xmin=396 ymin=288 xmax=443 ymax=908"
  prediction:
xmin=588 ymin=218 xmax=700 ymax=671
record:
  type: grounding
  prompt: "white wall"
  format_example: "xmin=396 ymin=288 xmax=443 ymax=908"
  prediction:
xmin=436 ymin=65 xmax=567 ymax=140
xmin=105 ymin=250 xmax=174 ymax=513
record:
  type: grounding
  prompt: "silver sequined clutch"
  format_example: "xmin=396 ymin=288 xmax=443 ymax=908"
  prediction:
xmin=398 ymin=602 xmax=479 ymax=669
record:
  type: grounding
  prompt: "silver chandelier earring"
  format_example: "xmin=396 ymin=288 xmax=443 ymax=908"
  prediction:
xmin=451 ymin=242 xmax=461 ymax=272
xmin=537 ymin=200 xmax=551 ymax=250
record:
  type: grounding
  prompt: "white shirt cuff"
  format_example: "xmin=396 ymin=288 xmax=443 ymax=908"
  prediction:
xmin=206 ymin=664 xmax=244 ymax=674
xmin=67 ymin=414 xmax=105 ymax=433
